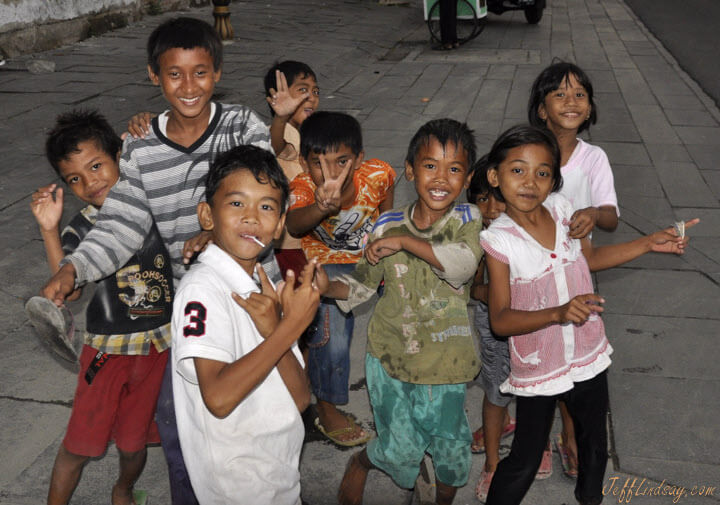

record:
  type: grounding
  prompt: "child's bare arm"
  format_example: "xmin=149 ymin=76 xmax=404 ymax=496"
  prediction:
xmin=470 ymin=257 xmax=488 ymax=303
xmin=314 ymin=264 xmax=350 ymax=300
xmin=364 ymin=234 xmax=442 ymax=269
xmin=195 ymin=262 xmax=319 ymax=418
xmin=267 ymin=70 xmax=308 ymax=155
xmin=486 ymin=255 xmax=604 ymax=337
xmin=378 ymin=182 xmax=395 ymax=214
xmin=568 ymin=205 xmax=618 ymax=239
xmin=581 ymin=218 xmax=698 ymax=272
xmin=286 ymin=161 xmax=354 ymax=236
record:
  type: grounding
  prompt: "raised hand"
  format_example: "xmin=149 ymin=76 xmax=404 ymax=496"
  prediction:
xmin=557 ymin=293 xmax=604 ymax=324
xmin=314 ymin=157 xmax=354 ymax=214
xmin=364 ymin=236 xmax=403 ymax=265
xmin=183 ymin=230 xmax=213 ymax=264
xmin=649 ymin=218 xmax=699 ymax=254
xmin=278 ymin=260 xmax=321 ymax=330
xmin=31 ymin=183 xmax=63 ymax=232
xmin=266 ymin=70 xmax=309 ymax=119
xmin=231 ymin=264 xmax=281 ymax=338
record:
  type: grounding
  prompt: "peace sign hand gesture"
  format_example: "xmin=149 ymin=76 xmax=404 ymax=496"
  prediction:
xmin=266 ymin=70 xmax=309 ymax=119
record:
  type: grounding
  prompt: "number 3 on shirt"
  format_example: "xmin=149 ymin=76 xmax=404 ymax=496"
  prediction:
xmin=183 ymin=301 xmax=207 ymax=337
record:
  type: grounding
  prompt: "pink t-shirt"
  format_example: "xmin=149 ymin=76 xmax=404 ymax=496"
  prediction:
xmin=559 ymin=139 xmax=619 ymax=215
xmin=480 ymin=193 xmax=613 ymax=397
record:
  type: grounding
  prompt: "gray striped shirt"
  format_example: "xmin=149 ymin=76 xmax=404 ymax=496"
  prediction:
xmin=66 ymin=103 xmax=277 ymax=284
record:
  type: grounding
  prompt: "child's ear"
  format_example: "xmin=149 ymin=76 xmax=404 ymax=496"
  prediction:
xmin=354 ymin=151 xmax=365 ymax=168
xmin=115 ymin=150 xmax=121 ymax=163
xmin=213 ymin=68 xmax=222 ymax=83
xmin=147 ymin=65 xmax=160 ymax=86
xmin=404 ymin=161 xmax=415 ymax=181
xmin=487 ymin=168 xmax=500 ymax=188
xmin=538 ymin=103 xmax=547 ymax=121
xmin=273 ymin=213 xmax=286 ymax=241
xmin=197 ymin=202 xmax=214 ymax=231
xmin=464 ymin=171 xmax=473 ymax=189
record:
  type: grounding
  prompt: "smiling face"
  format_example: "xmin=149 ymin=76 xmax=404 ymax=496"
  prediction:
xmin=58 ymin=140 xmax=120 ymax=208
xmin=148 ymin=47 xmax=221 ymax=125
xmin=288 ymin=74 xmax=319 ymax=129
xmin=487 ymin=143 xmax=555 ymax=219
xmin=198 ymin=169 xmax=285 ymax=275
xmin=406 ymin=137 xmax=472 ymax=226
xmin=538 ymin=73 xmax=591 ymax=135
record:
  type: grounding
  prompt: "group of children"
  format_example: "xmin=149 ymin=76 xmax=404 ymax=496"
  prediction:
xmin=30 ymin=14 xmax=695 ymax=505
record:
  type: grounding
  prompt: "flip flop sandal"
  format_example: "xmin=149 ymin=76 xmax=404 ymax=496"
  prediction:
xmin=555 ymin=433 xmax=578 ymax=479
xmin=475 ymin=470 xmax=495 ymax=503
xmin=315 ymin=416 xmax=373 ymax=447
xmin=471 ymin=418 xmax=517 ymax=454
xmin=25 ymin=296 xmax=79 ymax=365
xmin=534 ymin=441 xmax=553 ymax=480
xmin=133 ymin=489 xmax=148 ymax=505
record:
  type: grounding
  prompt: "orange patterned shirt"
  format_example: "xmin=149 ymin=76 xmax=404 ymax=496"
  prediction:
xmin=289 ymin=159 xmax=395 ymax=264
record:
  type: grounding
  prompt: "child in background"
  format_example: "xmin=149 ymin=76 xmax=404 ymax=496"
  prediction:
xmin=286 ymin=111 xmax=395 ymax=447
xmin=42 ymin=18 xmax=275 ymax=505
xmin=263 ymin=60 xmax=320 ymax=277
xmin=319 ymin=119 xmax=482 ymax=505
xmin=465 ymin=157 xmax=519 ymax=503
xmin=33 ymin=110 xmax=173 ymax=505
xmin=480 ymin=125 xmax=696 ymax=505
xmin=172 ymin=145 xmax=319 ymax=505
xmin=528 ymin=60 xmax=619 ymax=478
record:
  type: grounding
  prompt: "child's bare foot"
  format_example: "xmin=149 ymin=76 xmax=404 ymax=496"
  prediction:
xmin=338 ymin=451 xmax=371 ymax=505
xmin=316 ymin=400 xmax=370 ymax=446
xmin=111 ymin=483 xmax=135 ymax=505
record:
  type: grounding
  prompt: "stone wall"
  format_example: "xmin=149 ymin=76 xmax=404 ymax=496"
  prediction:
xmin=0 ymin=0 xmax=209 ymax=57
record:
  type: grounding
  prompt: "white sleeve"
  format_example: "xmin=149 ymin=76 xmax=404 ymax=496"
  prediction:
xmin=172 ymin=283 xmax=238 ymax=384
xmin=587 ymin=147 xmax=619 ymax=214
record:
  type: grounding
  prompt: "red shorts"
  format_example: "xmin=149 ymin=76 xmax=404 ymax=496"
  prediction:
xmin=275 ymin=248 xmax=308 ymax=279
xmin=63 ymin=344 xmax=168 ymax=457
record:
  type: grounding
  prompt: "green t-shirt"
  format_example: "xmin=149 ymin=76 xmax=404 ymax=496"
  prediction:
xmin=337 ymin=202 xmax=483 ymax=384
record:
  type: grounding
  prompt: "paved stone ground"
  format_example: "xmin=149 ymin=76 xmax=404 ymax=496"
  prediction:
xmin=1 ymin=0 xmax=718 ymax=504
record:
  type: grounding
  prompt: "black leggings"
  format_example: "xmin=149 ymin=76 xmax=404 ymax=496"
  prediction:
xmin=486 ymin=371 xmax=609 ymax=505
xmin=439 ymin=0 xmax=458 ymax=44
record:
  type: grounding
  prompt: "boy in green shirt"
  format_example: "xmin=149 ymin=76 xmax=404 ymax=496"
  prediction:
xmin=318 ymin=119 xmax=482 ymax=505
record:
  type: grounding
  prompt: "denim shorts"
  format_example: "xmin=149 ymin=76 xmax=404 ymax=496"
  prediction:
xmin=306 ymin=263 xmax=355 ymax=404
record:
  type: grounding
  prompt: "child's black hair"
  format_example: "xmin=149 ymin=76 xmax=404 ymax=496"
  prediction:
xmin=405 ymin=118 xmax=477 ymax=169
xmin=466 ymin=154 xmax=492 ymax=204
xmin=263 ymin=60 xmax=317 ymax=116
xmin=205 ymin=145 xmax=290 ymax=214
xmin=486 ymin=125 xmax=563 ymax=203
xmin=299 ymin=111 xmax=362 ymax=158
xmin=147 ymin=17 xmax=222 ymax=74
xmin=528 ymin=60 xmax=597 ymax=134
xmin=45 ymin=109 xmax=122 ymax=177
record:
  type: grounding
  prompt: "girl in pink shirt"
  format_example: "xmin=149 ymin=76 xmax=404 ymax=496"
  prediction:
xmin=479 ymin=125 xmax=695 ymax=505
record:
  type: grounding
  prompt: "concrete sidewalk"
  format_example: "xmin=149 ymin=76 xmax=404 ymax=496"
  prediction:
xmin=1 ymin=0 xmax=718 ymax=504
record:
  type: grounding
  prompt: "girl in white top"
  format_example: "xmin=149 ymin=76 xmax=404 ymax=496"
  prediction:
xmin=479 ymin=125 xmax=695 ymax=505
xmin=527 ymin=61 xmax=619 ymax=478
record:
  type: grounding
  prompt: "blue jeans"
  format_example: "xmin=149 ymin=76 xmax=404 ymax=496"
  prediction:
xmin=307 ymin=263 xmax=355 ymax=404
xmin=156 ymin=350 xmax=199 ymax=505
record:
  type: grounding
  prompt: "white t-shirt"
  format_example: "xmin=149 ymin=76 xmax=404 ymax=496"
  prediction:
xmin=172 ymin=244 xmax=303 ymax=505
xmin=559 ymin=139 xmax=619 ymax=216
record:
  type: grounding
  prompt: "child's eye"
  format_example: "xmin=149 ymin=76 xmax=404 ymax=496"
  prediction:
xmin=538 ymin=170 xmax=551 ymax=177
xmin=449 ymin=166 xmax=463 ymax=173
xmin=91 ymin=163 xmax=101 ymax=171
xmin=477 ymin=196 xmax=489 ymax=203
xmin=298 ymin=87 xmax=308 ymax=93
xmin=313 ymin=89 xmax=320 ymax=97
xmin=424 ymin=163 xmax=435 ymax=170
xmin=67 ymin=176 xmax=79 ymax=184
xmin=230 ymin=201 xmax=243 ymax=207
xmin=511 ymin=167 xmax=523 ymax=174
xmin=169 ymin=71 xmax=180 ymax=78
xmin=554 ymin=91 xmax=565 ymax=98
xmin=261 ymin=204 xmax=275 ymax=211
xmin=196 ymin=71 xmax=207 ymax=77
